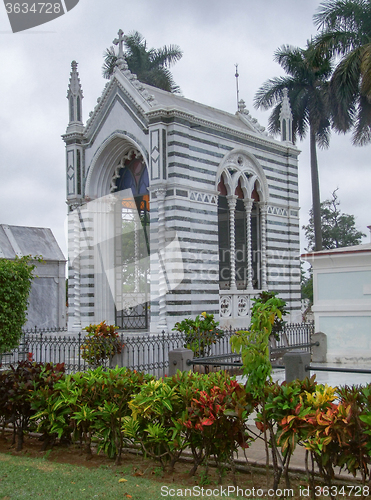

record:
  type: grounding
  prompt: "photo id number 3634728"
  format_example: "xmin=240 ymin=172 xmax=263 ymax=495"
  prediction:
xmin=313 ymin=485 xmax=370 ymax=496
xmin=5 ymin=3 xmax=61 ymax=14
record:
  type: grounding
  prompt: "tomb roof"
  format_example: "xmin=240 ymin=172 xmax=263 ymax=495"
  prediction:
xmin=0 ymin=225 xmax=65 ymax=261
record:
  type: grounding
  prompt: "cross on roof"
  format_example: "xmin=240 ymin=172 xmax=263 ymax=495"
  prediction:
xmin=113 ymin=29 xmax=125 ymax=60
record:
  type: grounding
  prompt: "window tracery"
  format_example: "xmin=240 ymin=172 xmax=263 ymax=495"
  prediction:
xmin=217 ymin=151 xmax=268 ymax=292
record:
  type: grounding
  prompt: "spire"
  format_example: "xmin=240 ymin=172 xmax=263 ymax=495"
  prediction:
xmin=279 ymin=88 xmax=293 ymax=143
xmin=67 ymin=60 xmax=84 ymax=124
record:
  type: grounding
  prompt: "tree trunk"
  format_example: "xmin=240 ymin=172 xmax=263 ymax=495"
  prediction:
xmin=310 ymin=127 xmax=323 ymax=251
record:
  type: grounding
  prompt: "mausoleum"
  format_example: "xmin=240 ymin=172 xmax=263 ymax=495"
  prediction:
xmin=0 ymin=224 xmax=66 ymax=329
xmin=302 ymin=243 xmax=371 ymax=363
xmin=64 ymin=32 xmax=301 ymax=333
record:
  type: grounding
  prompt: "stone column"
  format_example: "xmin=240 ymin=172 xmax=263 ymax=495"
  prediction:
xmin=156 ymin=188 xmax=167 ymax=332
xmin=260 ymin=202 xmax=268 ymax=290
xmin=134 ymin=215 xmax=139 ymax=294
xmin=227 ymin=195 xmax=237 ymax=291
xmin=244 ymin=199 xmax=253 ymax=291
xmin=71 ymin=206 xmax=82 ymax=332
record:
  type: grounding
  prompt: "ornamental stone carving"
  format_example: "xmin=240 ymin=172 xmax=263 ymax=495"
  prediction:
xmin=237 ymin=296 xmax=249 ymax=317
xmin=220 ymin=295 xmax=232 ymax=318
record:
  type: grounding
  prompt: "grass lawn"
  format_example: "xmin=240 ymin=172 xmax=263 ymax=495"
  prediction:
xmin=1 ymin=435 xmax=365 ymax=500
xmin=0 ymin=452 xmax=266 ymax=500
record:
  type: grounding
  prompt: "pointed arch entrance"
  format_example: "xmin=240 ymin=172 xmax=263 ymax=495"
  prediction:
xmin=112 ymin=149 xmax=150 ymax=329
xmin=82 ymin=136 xmax=151 ymax=330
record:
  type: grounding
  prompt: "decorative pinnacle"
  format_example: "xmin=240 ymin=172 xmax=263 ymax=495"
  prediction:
xmin=279 ymin=88 xmax=293 ymax=121
xmin=238 ymin=99 xmax=246 ymax=113
xmin=67 ymin=60 xmax=83 ymax=98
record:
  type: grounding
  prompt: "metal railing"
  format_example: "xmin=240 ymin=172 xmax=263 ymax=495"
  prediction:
xmin=0 ymin=323 xmax=315 ymax=378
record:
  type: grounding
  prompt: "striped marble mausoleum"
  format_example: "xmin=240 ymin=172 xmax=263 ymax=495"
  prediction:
xmin=64 ymin=34 xmax=301 ymax=333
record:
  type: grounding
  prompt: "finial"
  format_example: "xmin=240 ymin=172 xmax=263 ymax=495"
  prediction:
xmin=235 ymin=64 xmax=240 ymax=111
xmin=113 ymin=29 xmax=125 ymax=59
xmin=238 ymin=99 xmax=246 ymax=113
xmin=67 ymin=60 xmax=83 ymax=97
xmin=113 ymin=29 xmax=128 ymax=71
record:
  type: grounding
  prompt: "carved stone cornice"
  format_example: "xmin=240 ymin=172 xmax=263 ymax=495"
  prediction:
xmin=145 ymin=108 xmax=299 ymax=156
xmin=62 ymin=130 xmax=85 ymax=144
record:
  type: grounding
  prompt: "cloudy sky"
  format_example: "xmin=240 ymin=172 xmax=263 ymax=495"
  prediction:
xmin=0 ymin=0 xmax=370 ymax=260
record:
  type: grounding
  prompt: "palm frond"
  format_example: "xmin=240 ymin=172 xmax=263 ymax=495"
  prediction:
xmin=151 ymin=45 xmax=183 ymax=68
xmin=101 ymin=30 xmax=182 ymax=93
xmin=314 ymin=0 xmax=368 ymax=33
xmin=102 ymin=47 xmax=117 ymax=79
xmin=254 ymin=76 xmax=296 ymax=109
xmin=330 ymin=48 xmax=362 ymax=131
xmin=359 ymin=42 xmax=371 ymax=98
xmin=353 ymin=93 xmax=371 ymax=144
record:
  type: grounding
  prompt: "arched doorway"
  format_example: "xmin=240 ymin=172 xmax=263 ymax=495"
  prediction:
xmin=113 ymin=150 xmax=150 ymax=329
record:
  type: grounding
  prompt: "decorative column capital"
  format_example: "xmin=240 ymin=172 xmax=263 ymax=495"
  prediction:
xmin=244 ymin=198 xmax=253 ymax=213
xmin=259 ymin=201 xmax=268 ymax=215
xmin=227 ymin=194 xmax=238 ymax=210
xmin=154 ymin=188 xmax=166 ymax=201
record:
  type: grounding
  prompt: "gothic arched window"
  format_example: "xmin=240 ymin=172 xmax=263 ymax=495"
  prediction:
xmin=216 ymin=152 xmax=268 ymax=292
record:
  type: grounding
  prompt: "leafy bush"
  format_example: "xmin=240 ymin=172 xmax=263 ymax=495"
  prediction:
xmin=231 ymin=295 xmax=285 ymax=398
xmin=256 ymin=378 xmax=371 ymax=491
xmin=183 ymin=373 xmax=254 ymax=481
xmin=32 ymin=366 xmax=153 ymax=462
xmin=80 ymin=321 xmax=123 ymax=366
xmin=0 ymin=360 xmax=65 ymax=450
xmin=252 ymin=291 xmax=287 ymax=340
xmin=4 ymin=358 xmax=371 ymax=491
xmin=0 ymin=256 xmax=39 ymax=354
xmin=172 ymin=312 xmax=224 ymax=358
xmin=123 ymin=377 xmax=187 ymax=470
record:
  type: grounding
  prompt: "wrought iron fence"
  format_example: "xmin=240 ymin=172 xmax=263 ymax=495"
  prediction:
xmin=0 ymin=323 xmax=314 ymax=378
xmin=277 ymin=322 xmax=314 ymax=348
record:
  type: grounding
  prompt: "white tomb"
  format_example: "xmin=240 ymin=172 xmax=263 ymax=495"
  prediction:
xmin=64 ymin=33 xmax=301 ymax=333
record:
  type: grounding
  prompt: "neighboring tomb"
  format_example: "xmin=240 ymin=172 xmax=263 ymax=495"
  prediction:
xmin=0 ymin=224 xmax=66 ymax=329
xmin=64 ymin=33 xmax=301 ymax=333
xmin=302 ymin=243 xmax=371 ymax=363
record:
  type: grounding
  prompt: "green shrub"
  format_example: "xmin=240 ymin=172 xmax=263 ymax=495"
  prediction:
xmin=0 ymin=256 xmax=39 ymax=354
xmin=80 ymin=321 xmax=122 ymax=366
xmin=172 ymin=312 xmax=224 ymax=358
xmin=32 ymin=366 xmax=153 ymax=462
xmin=0 ymin=360 xmax=65 ymax=450
xmin=182 ymin=373 xmax=254 ymax=481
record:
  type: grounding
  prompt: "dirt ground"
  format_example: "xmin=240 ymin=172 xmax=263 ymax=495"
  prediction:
xmin=0 ymin=432 xmax=367 ymax=499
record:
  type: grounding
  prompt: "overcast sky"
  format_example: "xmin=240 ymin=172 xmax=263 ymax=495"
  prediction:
xmin=0 ymin=0 xmax=370 ymax=260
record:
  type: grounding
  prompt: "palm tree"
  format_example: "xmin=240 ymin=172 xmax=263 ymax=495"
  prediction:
xmin=313 ymin=0 xmax=371 ymax=145
xmin=102 ymin=31 xmax=183 ymax=94
xmin=254 ymin=43 xmax=333 ymax=251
